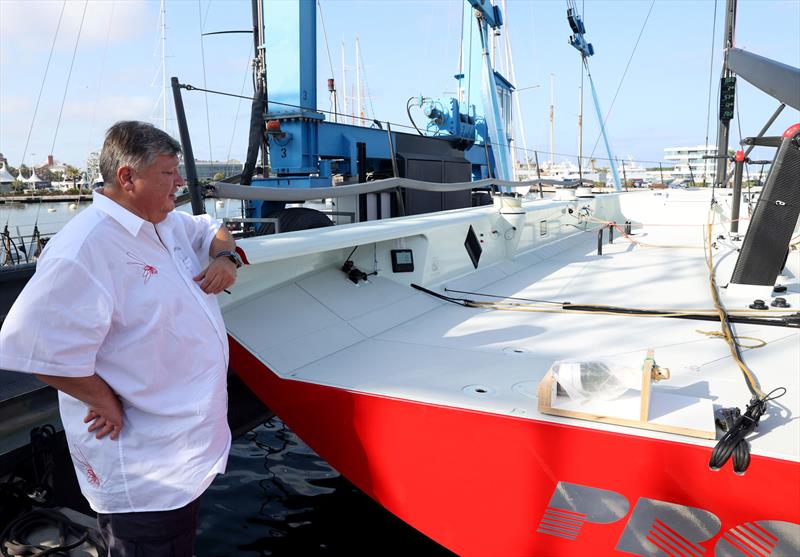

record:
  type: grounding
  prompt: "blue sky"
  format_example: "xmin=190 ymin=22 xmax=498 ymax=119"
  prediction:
xmin=1 ymin=0 xmax=798 ymax=171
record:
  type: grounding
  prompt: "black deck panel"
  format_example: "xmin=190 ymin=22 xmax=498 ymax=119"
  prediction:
xmin=0 ymin=369 xmax=47 ymax=403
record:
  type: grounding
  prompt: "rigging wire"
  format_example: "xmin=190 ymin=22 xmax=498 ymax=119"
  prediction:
xmin=317 ymin=0 xmax=340 ymax=115
xmin=50 ymin=0 xmax=89 ymax=158
xmin=180 ymin=83 xmax=700 ymax=169
xmin=225 ymin=46 xmax=255 ymax=175
xmin=358 ymin=48 xmax=377 ymax=122
xmin=86 ymin=1 xmax=115 ymax=160
xmin=198 ymin=0 xmax=214 ymax=163
xmin=588 ymin=0 xmax=655 ymax=160
xmin=702 ymin=0 xmax=719 ymax=186
xmin=202 ymin=0 xmax=213 ymax=30
xmin=735 ymin=100 xmax=751 ymax=184
xmin=18 ymin=0 xmax=67 ymax=171
xmin=180 ymin=82 xmax=682 ymax=166
xmin=466 ymin=3 xmax=473 ymax=112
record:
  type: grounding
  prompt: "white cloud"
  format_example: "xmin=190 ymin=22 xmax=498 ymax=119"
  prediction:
xmin=63 ymin=95 xmax=154 ymax=121
xmin=0 ymin=0 xmax=152 ymax=50
xmin=0 ymin=95 xmax=32 ymax=115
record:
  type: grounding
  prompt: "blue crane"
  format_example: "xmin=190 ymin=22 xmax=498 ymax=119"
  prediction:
xmin=566 ymin=4 xmax=622 ymax=191
xmin=240 ymin=0 xmax=515 ymax=223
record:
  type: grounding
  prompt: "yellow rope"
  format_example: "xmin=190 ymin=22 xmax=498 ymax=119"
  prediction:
xmin=695 ymin=329 xmax=767 ymax=349
xmin=704 ymin=207 xmax=765 ymax=399
xmin=461 ymin=206 xmax=774 ymax=399
xmin=580 ymin=215 xmax=704 ymax=249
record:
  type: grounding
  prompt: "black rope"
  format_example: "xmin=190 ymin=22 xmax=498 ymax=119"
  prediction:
xmin=443 ymin=288 xmax=566 ymax=305
xmin=412 ymin=284 xmax=800 ymax=328
xmin=0 ymin=509 xmax=106 ymax=557
xmin=709 ymin=387 xmax=786 ymax=473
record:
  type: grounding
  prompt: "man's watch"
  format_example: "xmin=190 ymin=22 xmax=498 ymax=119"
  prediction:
xmin=215 ymin=250 xmax=242 ymax=269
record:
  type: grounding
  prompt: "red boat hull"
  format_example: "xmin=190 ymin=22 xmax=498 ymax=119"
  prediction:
xmin=230 ymin=337 xmax=800 ymax=556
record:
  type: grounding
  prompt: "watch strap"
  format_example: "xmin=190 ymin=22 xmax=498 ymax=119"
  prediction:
xmin=215 ymin=250 xmax=242 ymax=268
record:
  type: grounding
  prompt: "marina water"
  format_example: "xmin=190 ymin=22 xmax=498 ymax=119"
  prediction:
xmin=2 ymin=198 xmax=454 ymax=556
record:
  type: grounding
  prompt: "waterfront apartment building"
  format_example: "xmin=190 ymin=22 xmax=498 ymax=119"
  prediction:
xmin=178 ymin=160 xmax=243 ymax=183
xmin=86 ymin=151 xmax=243 ymax=185
xmin=663 ymin=145 xmax=717 ymax=184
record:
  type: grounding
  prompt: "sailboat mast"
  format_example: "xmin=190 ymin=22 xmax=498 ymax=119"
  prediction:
xmin=549 ymin=73 xmax=555 ymax=165
xmin=341 ymin=42 xmax=348 ymax=124
xmin=501 ymin=0 xmax=531 ymax=175
xmin=355 ymin=37 xmax=362 ymax=126
xmin=577 ymin=84 xmax=583 ymax=173
xmin=714 ymin=0 xmax=738 ymax=188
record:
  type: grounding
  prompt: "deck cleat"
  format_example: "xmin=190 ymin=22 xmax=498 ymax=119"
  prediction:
xmin=771 ymin=297 xmax=790 ymax=308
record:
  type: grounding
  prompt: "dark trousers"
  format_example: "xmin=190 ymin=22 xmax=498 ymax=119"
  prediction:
xmin=97 ymin=498 xmax=201 ymax=557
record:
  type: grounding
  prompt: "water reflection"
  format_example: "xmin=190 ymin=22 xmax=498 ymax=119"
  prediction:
xmin=197 ymin=417 xmax=454 ymax=557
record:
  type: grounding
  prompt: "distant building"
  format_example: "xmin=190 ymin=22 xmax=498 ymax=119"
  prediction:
xmin=86 ymin=151 xmax=101 ymax=183
xmin=664 ymin=145 xmax=718 ymax=184
xmin=0 ymin=162 xmax=14 ymax=193
xmin=41 ymin=154 xmax=68 ymax=176
xmin=179 ymin=160 xmax=244 ymax=182
xmin=25 ymin=168 xmax=51 ymax=190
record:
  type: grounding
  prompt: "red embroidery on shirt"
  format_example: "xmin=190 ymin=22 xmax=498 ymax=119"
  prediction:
xmin=73 ymin=447 xmax=101 ymax=487
xmin=126 ymin=251 xmax=158 ymax=283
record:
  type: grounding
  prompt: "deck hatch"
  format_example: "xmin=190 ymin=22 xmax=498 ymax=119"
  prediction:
xmin=464 ymin=225 xmax=482 ymax=268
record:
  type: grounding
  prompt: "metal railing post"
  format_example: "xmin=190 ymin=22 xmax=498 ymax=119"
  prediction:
xmin=171 ymin=77 xmax=205 ymax=216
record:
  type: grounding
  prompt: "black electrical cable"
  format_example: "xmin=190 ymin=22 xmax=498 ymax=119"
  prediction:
xmin=709 ymin=387 xmax=786 ymax=473
xmin=0 ymin=508 xmax=107 ymax=557
xmin=411 ymin=284 xmax=480 ymax=307
xmin=406 ymin=97 xmax=424 ymax=136
xmin=443 ymin=288 xmax=566 ymax=306
xmin=564 ymin=304 xmax=800 ymax=329
xmin=413 ymin=284 xmax=800 ymax=329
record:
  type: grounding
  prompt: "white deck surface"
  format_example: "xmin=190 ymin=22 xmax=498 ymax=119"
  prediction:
xmin=226 ymin=193 xmax=800 ymax=462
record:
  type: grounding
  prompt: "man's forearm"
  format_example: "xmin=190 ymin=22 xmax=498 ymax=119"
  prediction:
xmin=35 ymin=373 xmax=124 ymax=439
xmin=35 ymin=373 xmax=116 ymax=409
xmin=209 ymin=225 xmax=236 ymax=257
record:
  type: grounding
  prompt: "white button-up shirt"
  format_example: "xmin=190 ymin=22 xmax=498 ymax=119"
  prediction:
xmin=0 ymin=192 xmax=231 ymax=513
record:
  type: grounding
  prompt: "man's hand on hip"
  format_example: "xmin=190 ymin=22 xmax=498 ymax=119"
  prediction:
xmin=84 ymin=392 xmax=124 ymax=440
xmin=34 ymin=373 xmax=125 ymax=440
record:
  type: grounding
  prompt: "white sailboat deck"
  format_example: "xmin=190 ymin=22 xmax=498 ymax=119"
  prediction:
xmin=224 ymin=190 xmax=800 ymax=462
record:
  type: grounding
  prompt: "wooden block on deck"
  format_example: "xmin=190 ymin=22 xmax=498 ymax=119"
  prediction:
xmin=537 ymin=351 xmax=715 ymax=440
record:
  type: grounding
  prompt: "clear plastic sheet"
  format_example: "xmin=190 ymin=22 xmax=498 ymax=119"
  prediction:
xmin=552 ymin=359 xmax=642 ymax=402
